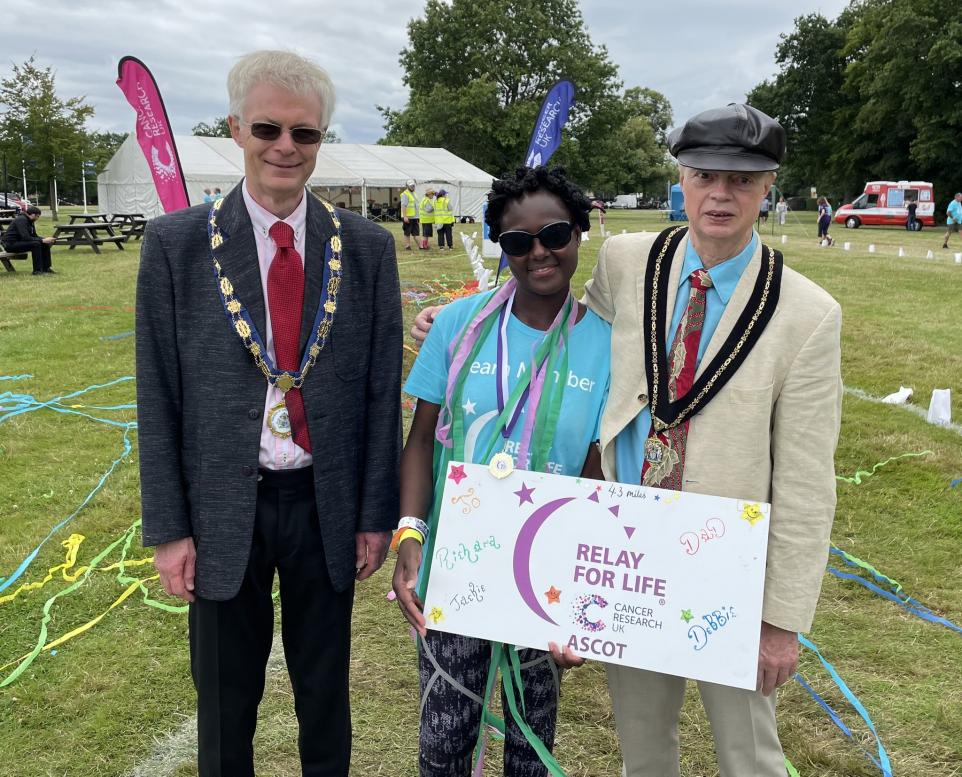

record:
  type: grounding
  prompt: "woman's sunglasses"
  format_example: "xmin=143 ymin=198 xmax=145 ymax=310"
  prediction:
xmin=498 ymin=221 xmax=574 ymax=256
xmin=241 ymin=120 xmax=325 ymax=145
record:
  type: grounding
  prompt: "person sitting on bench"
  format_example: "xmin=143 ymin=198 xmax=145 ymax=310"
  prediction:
xmin=2 ymin=206 xmax=56 ymax=275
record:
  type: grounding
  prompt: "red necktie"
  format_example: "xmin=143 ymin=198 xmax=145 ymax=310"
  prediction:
xmin=267 ymin=221 xmax=312 ymax=453
xmin=641 ymin=268 xmax=713 ymax=489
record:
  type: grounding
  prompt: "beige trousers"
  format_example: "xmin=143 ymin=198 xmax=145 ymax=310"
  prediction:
xmin=606 ymin=664 xmax=786 ymax=777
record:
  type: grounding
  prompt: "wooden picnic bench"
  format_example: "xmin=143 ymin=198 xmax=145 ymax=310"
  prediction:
xmin=68 ymin=212 xmax=111 ymax=224
xmin=110 ymin=213 xmax=148 ymax=241
xmin=52 ymin=222 xmax=128 ymax=254
xmin=0 ymin=249 xmax=29 ymax=272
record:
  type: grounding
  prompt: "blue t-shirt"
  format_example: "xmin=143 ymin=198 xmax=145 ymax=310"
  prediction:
xmin=947 ymin=199 xmax=962 ymax=225
xmin=616 ymin=233 xmax=757 ymax=484
xmin=405 ymin=291 xmax=611 ymax=476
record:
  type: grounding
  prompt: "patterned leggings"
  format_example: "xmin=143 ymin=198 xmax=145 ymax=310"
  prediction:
xmin=419 ymin=630 xmax=560 ymax=777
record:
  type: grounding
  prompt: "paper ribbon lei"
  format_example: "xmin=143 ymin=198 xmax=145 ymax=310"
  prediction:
xmin=207 ymin=196 xmax=343 ymax=394
xmin=434 ymin=277 xmax=576 ymax=469
xmin=644 ymin=227 xmax=782 ymax=433
xmin=419 ymin=279 xmax=576 ymax=777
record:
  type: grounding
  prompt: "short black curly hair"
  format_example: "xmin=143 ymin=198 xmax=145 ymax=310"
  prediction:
xmin=484 ymin=166 xmax=592 ymax=243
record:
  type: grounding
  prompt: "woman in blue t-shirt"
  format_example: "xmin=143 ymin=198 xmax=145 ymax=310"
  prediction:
xmin=392 ymin=166 xmax=611 ymax=776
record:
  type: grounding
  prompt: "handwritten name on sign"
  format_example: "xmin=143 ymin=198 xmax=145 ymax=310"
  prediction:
xmin=423 ymin=463 xmax=770 ymax=690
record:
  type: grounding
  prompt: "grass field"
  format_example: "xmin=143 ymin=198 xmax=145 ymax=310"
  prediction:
xmin=1 ymin=206 xmax=960 ymax=777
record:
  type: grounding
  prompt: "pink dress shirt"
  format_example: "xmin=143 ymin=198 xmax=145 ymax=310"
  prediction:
xmin=241 ymin=182 xmax=313 ymax=470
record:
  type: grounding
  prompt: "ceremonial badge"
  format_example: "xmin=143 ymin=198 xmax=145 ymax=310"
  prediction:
xmin=642 ymin=437 xmax=679 ymax=486
xmin=267 ymin=400 xmax=292 ymax=438
xmin=489 ymin=452 xmax=515 ymax=479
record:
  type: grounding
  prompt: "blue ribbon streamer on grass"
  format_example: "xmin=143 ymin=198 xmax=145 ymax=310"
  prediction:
xmin=0 ymin=374 xmax=33 ymax=381
xmin=827 ymin=555 xmax=962 ymax=635
xmin=797 ymin=635 xmax=893 ymax=777
xmin=0 ymin=376 xmax=136 ymax=593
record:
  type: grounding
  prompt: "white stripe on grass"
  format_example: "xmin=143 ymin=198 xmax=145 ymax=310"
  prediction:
xmin=844 ymin=385 xmax=962 ymax=437
xmin=126 ymin=635 xmax=286 ymax=777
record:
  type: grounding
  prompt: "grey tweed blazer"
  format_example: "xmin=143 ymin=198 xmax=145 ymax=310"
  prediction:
xmin=135 ymin=186 xmax=402 ymax=599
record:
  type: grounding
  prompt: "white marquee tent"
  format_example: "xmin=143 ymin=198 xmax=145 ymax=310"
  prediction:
xmin=97 ymin=135 xmax=496 ymax=220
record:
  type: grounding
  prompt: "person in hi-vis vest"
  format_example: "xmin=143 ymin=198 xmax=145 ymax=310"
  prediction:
xmin=418 ymin=188 xmax=436 ymax=250
xmin=434 ymin=189 xmax=455 ymax=249
xmin=400 ymin=179 xmax=420 ymax=251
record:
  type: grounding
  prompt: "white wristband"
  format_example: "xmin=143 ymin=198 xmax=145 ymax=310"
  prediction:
xmin=397 ymin=516 xmax=429 ymax=538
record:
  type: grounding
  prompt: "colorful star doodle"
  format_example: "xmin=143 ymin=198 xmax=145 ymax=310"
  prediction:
xmin=448 ymin=464 xmax=467 ymax=485
xmin=514 ymin=482 xmax=536 ymax=505
xmin=545 ymin=586 xmax=562 ymax=604
xmin=681 ymin=609 xmax=694 ymax=623
xmin=741 ymin=502 xmax=765 ymax=526
xmin=429 ymin=606 xmax=445 ymax=624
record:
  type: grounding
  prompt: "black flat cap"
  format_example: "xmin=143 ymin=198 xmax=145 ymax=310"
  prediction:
xmin=668 ymin=103 xmax=785 ymax=172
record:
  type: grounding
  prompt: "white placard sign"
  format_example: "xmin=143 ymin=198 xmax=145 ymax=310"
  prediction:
xmin=422 ymin=462 xmax=771 ymax=690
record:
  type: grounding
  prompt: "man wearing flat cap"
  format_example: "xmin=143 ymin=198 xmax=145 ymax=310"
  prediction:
xmin=584 ymin=103 xmax=842 ymax=776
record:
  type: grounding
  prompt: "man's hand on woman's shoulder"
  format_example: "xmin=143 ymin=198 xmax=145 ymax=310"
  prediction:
xmin=411 ymin=305 xmax=443 ymax=344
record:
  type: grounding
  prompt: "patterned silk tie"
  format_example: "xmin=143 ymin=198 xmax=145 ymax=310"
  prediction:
xmin=641 ymin=268 xmax=713 ymax=489
xmin=267 ymin=221 xmax=312 ymax=453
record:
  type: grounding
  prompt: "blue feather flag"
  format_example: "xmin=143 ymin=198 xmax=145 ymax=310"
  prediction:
xmin=497 ymin=80 xmax=577 ymax=274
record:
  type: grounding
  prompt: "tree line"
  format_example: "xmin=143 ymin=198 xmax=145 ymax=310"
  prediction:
xmin=0 ymin=57 xmax=126 ymax=216
xmin=381 ymin=0 xmax=962 ymax=211
xmin=377 ymin=0 xmax=675 ymax=200
xmin=747 ymin=0 xmax=960 ymax=210
xmin=8 ymin=0 xmax=954 ymax=214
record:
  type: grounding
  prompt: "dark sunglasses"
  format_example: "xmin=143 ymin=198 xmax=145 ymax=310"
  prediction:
xmin=241 ymin=120 xmax=324 ymax=145
xmin=498 ymin=221 xmax=574 ymax=256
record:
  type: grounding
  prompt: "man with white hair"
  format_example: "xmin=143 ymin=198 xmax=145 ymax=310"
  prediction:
xmin=136 ymin=50 xmax=402 ymax=776
xmin=588 ymin=103 xmax=842 ymax=777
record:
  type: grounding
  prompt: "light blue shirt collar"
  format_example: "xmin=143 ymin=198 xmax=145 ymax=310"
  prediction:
xmin=680 ymin=232 xmax=758 ymax=304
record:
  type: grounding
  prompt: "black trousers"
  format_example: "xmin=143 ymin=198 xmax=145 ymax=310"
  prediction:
xmin=188 ymin=466 xmax=355 ymax=777
xmin=437 ymin=223 xmax=453 ymax=248
xmin=5 ymin=239 xmax=51 ymax=273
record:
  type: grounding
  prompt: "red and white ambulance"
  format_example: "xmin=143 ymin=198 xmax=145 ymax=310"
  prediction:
xmin=834 ymin=181 xmax=935 ymax=230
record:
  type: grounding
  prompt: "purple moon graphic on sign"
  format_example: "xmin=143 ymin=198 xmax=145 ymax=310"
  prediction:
xmin=513 ymin=496 xmax=576 ymax=625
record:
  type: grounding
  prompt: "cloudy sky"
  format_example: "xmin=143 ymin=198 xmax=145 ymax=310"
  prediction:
xmin=5 ymin=0 xmax=850 ymax=143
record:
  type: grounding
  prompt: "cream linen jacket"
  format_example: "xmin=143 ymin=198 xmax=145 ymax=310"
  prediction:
xmin=583 ymin=231 xmax=842 ymax=633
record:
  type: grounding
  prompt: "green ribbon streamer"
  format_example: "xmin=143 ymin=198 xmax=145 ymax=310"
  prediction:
xmin=830 ymin=545 xmax=906 ymax=596
xmin=836 ymin=450 xmax=933 ymax=484
xmin=115 ymin=520 xmax=189 ymax=615
xmin=498 ymin=644 xmax=566 ymax=777
xmin=0 ymin=519 xmax=193 ymax=687
xmin=785 ymin=757 xmax=801 ymax=776
xmin=1 ymin=523 xmax=139 ymax=687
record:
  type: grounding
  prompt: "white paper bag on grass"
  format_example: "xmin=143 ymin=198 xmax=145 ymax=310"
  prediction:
xmin=927 ymin=389 xmax=952 ymax=426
